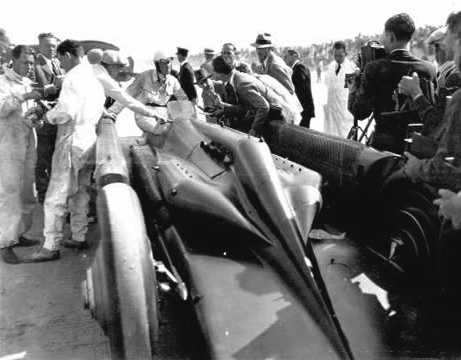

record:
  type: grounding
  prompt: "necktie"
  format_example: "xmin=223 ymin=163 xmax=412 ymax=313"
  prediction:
xmin=335 ymin=63 xmax=341 ymax=76
xmin=225 ymin=82 xmax=237 ymax=105
xmin=51 ymin=59 xmax=61 ymax=76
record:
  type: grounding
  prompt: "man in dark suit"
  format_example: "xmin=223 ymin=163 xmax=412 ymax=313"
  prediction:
xmin=284 ymin=49 xmax=315 ymax=128
xmin=212 ymin=55 xmax=287 ymax=136
xmin=176 ymin=47 xmax=197 ymax=103
xmin=34 ymin=33 xmax=63 ymax=204
xmin=348 ymin=13 xmax=436 ymax=154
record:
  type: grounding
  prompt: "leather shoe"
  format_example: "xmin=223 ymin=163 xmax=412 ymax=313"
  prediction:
xmin=1 ymin=247 xmax=20 ymax=264
xmin=14 ymin=236 xmax=40 ymax=247
xmin=23 ymin=248 xmax=60 ymax=263
xmin=63 ymin=239 xmax=88 ymax=249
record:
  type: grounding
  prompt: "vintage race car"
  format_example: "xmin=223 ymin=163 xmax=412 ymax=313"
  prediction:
xmin=82 ymin=103 xmax=447 ymax=359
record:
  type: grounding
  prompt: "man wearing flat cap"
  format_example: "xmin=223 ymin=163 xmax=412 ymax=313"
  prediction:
xmin=252 ymin=33 xmax=295 ymax=95
xmin=200 ymin=48 xmax=215 ymax=76
xmin=398 ymin=25 xmax=461 ymax=138
xmin=176 ymin=47 xmax=197 ymax=103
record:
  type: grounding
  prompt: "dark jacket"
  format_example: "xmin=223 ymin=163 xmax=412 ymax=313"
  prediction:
xmin=348 ymin=49 xmax=436 ymax=152
xmin=34 ymin=53 xmax=62 ymax=100
xmin=349 ymin=49 xmax=436 ymax=120
xmin=34 ymin=53 xmax=62 ymax=135
xmin=292 ymin=61 xmax=315 ymax=119
xmin=406 ymin=88 xmax=461 ymax=191
xmin=179 ymin=62 xmax=197 ymax=101
xmin=411 ymin=68 xmax=461 ymax=138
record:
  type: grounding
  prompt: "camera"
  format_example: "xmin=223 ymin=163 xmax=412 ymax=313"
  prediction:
xmin=358 ymin=40 xmax=386 ymax=71
xmin=344 ymin=72 xmax=357 ymax=88
xmin=344 ymin=41 xmax=386 ymax=89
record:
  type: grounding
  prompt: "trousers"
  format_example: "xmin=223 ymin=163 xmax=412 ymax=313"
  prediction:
xmin=42 ymin=162 xmax=92 ymax=251
xmin=35 ymin=124 xmax=57 ymax=203
xmin=0 ymin=127 xmax=36 ymax=248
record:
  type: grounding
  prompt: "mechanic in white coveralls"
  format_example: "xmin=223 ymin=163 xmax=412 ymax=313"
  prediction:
xmin=0 ymin=45 xmax=42 ymax=264
xmin=24 ymin=40 xmax=106 ymax=262
xmin=109 ymin=51 xmax=188 ymax=132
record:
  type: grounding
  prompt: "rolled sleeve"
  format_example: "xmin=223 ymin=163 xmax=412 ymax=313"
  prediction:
xmin=411 ymin=94 xmax=444 ymax=136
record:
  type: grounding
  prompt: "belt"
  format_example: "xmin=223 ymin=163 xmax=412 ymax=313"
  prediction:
xmin=145 ymin=102 xmax=167 ymax=107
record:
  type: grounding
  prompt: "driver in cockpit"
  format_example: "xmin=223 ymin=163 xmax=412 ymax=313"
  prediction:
xmin=109 ymin=51 xmax=188 ymax=132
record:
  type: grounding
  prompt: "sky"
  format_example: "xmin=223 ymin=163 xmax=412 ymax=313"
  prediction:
xmin=2 ymin=0 xmax=460 ymax=61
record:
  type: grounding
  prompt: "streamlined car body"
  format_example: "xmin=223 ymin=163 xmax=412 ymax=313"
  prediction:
xmin=83 ymin=104 xmax=428 ymax=359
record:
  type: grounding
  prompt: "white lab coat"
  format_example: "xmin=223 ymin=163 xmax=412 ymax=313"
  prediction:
xmin=0 ymin=68 xmax=36 ymax=247
xmin=42 ymin=62 xmax=105 ymax=250
xmin=323 ymin=59 xmax=357 ymax=138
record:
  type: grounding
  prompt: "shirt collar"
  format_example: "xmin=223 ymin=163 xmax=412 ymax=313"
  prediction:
xmin=228 ymin=70 xmax=236 ymax=87
xmin=291 ymin=59 xmax=300 ymax=69
xmin=179 ymin=60 xmax=187 ymax=67
xmin=390 ymin=48 xmax=409 ymax=55
xmin=151 ymin=68 xmax=167 ymax=83
xmin=4 ymin=66 xmax=29 ymax=85
xmin=39 ymin=52 xmax=54 ymax=67
xmin=263 ymin=57 xmax=269 ymax=69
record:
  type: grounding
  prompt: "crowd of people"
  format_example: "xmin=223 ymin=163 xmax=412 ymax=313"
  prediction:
xmin=1 ymin=10 xmax=461 ymax=266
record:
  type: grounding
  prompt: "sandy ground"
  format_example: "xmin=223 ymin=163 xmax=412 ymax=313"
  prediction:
xmin=0 ymin=218 xmax=111 ymax=360
xmin=0 ymin=75 xmax=328 ymax=360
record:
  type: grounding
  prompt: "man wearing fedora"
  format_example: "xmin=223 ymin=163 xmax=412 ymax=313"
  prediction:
xmin=176 ymin=47 xmax=197 ymax=103
xmin=200 ymin=48 xmax=215 ymax=76
xmin=194 ymin=68 xmax=223 ymax=120
xmin=252 ymin=33 xmax=295 ymax=95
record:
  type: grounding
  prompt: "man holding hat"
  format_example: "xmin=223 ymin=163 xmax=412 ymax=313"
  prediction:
xmin=427 ymin=26 xmax=459 ymax=90
xmin=200 ymin=48 xmax=215 ymax=76
xmin=252 ymin=33 xmax=295 ymax=95
xmin=176 ymin=47 xmax=197 ymax=103
xmin=194 ymin=68 xmax=223 ymax=117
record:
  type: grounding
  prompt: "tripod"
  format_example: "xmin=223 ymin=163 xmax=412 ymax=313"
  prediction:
xmin=347 ymin=113 xmax=375 ymax=144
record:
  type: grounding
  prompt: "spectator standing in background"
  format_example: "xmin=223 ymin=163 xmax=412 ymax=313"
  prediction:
xmin=324 ymin=41 xmax=357 ymax=137
xmin=284 ymin=49 xmax=315 ymax=127
xmin=176 ymin=47 xmax=197 ymax=103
